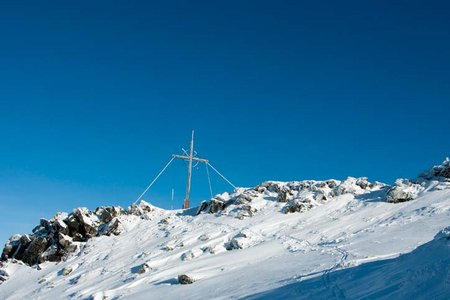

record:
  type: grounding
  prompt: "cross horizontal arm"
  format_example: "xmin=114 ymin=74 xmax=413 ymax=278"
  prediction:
xmin=172 ymin=154 xmax=209 ymax=163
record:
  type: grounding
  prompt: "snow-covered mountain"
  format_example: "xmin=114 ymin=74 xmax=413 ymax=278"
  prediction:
xmin=1 ymin=159 xmax=450 ymax=299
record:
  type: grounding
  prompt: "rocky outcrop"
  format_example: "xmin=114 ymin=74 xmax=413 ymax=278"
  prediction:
xmin=197 ymin=177 xmax=386 ymax=216
xmin=387 ymin=159 xmax=450 ymax=204
xmin=419 ymin=158 xmax=450 ymax=180
xmin=387 ymin=179 xmax=424 ymax=203
xmin=1 ymin=201 xmax=155 ymax=268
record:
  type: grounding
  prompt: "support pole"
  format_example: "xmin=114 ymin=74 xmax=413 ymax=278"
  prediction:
xmin=183 ymin=130 xmax=195 ymax=209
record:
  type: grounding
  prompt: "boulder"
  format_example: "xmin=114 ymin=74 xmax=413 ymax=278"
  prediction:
xmin=356 ymin=177 xmax=370 ymax=190
xmin=95 ymin=206 xmax=124 ymax=223
xmin=197 ymin=198 xmax=226 ymax=214
xmin=98 ymin=218 xmax=123 ymax=236
xmin=1 ymin=235 xmax=21 ymax=260
xmin=387 ymin=179 xmax=424 ymax=203
xmin=419 ymin=158 xmax=450 ymax=180
xmin=41 ymin=245 xmax=62 ymax=262
xmin=66 ymin=215 xmax=81 ymax=235
xmin=178 ymin=274 xmax=195 ymax=284
xmin=54 ymin=219 xmax=69 ymax=236
xmin=282 ymin=198 xmax=314 ymax=214
xmin=73 ymin=208 xmax=98 ymax=238
xmin=137 ymin=262 xmax=151 ymax=274
xmin=236 ymin=205 xmax=257 ymax=220
xmin=277 ymin=186 xmax=292 ymax=203
xmin=22 ymin=237 xmax=48 ymax=265
xmin=129 ymin=200 xmax=154 ymax=216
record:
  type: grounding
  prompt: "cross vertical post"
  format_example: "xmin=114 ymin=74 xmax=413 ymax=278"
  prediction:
xmin=172 ymin=130 xmax=209 ymax=209
xmin=184 ymin=130 xmax=195 ymax=209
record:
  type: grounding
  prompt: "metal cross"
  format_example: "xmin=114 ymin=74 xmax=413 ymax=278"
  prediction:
xmin=172 ymin=130 xmax=209 ymax=209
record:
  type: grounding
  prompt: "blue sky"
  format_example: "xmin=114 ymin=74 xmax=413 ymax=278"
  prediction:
xmin=1 ymin=1 xmax=450 ymax=243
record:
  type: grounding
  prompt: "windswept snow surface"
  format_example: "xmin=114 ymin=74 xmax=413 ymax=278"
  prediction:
xmin=1 ymin=188 xmax=450 ymax=299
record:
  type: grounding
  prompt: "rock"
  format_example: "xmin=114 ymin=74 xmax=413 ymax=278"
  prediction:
xmin=129 ymin=200 xmax=155 ymax=216
xmin=62 ymin=266 xmax=73 ymax=276
xmin=41 ymin=245 xmax=61 ymax=262
xmin=387 ymin=179 xmax=424 ymax=203
xmin=356 ymin=177 xmax=370 ymax=189
xmin=137 ymin=262 xmax=151 ymax=274
xmin=326 ymin=180 xmax=338 ymax=188
xmin=277 ymin=186 xmax=292 ymax=203
xmin=58 ymin=232 xmax=73 ymax=248
xmin=39 ymin=219 xmax=53 ymax=232
xmin=234 ymin=190 xmax=259 ymax=205
xmin=72 ymin=233 xmax=85 ymax=242
xmin=1 ymin=234 xmax=22 ymax=260
xmin=159 ymin=218 xmax=170 ymax=225
xmin=98 ymin=218 xmax=123 ymax=236
xmin=181 ymin=249 xmax=202 ymax=261
xmin=236 ymin=205 xmax=257 ymax=219
xmin=163 ymin=245 xmax=174 ymax=251
xmin=178 ymin=274 xmax=195 ymax=284
xmin=54 ymin=219 xmax=69 ymax=236
xmin=66 ymin=215 xmax=81 ymax=235
xmin=95 ymin=206 xmax=124 ymax=223
xmin=73 ymin=208 xmax=98 ymax=238
xmin=20 ymin=234 xmax=31 ymax=246
xmin=226 ymin=231 xmax=253 ymax=250
xmin=198 ymin=234 xmax=209 ymax=241
xmin=282 ymin=198 xmax=314 ymax=214
xmin=22 ymin=237 xmax=48 ymax=265
xmin=197 ymin=198 xmax=226 ymax=214
xmin=419 ymin=158 xmax=450 ymax=180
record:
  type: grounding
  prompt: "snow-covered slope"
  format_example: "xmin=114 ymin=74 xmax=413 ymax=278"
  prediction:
xmin=1 ymin=159 xmax=450 ymax=299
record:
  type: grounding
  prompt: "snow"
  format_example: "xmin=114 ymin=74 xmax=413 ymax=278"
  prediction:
xmin=1 ymin=182 xmax=450 ymax=299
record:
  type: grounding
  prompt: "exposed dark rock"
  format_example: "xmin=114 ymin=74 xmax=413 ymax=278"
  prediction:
xmin=1 ymin=203 xmax=134 ymax=272
xmin=98 ymin=218 xmax=123 ymax=236
xmin=128 ymin=200 xmax=155 ymax=216
xmin=1 ymin=235 xmax=21 ymax=260
xmin=419 ymin=158 xmax=450 ymax=180
xmin=54 ymin=219 xmax=69 ymax=236
xmin=387 ymin=179 xmax=423 ymax=203
xmin=66 ymin=215 xmax=81 ymax=236
xmin=282 ymin=198 xmax=314 ymax=214
xmin=356 ymin=177 xmax=370 ymax=189
xmin=197 ymin=198 xmax=226 ymax=214
xmin=137 ymin=262 xmax=151 ymax=274
xmin=178 ymin=274 xmax=195 ymax=284
xmin=73 ymin=208 xmax=98 ymax=238
xmin=236 ymin=205 xmax=257 ymax=220
xmin=277 ymin=186 xmax=292 ymax=203
xmin=22 ymin=237 xmax=48 ymax=265
xmin=95 ymin=206 xmax=124 ymax=223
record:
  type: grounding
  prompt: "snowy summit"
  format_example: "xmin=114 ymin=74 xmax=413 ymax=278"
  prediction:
xmin=1 ymin=159 xmax=450 ymax=299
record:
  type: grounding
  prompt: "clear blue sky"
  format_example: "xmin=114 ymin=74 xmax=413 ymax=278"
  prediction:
xmin=1 ymin=1 xmax=449 ymax=243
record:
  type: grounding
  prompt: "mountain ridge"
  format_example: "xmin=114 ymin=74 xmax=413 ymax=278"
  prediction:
xmin=1 ymin=158 xmax=449 ymax=299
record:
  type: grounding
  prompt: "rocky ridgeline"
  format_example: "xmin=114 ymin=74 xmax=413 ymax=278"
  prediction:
xmin=197 ymin=158 xmax=450 ymax=216
xmin=0 ymin=201 xmax=156 ymax=270
xmin=387 ymin=158 xmax=450 ymax=203
xmin=2 ymin=159 xmax=449 ymax=284
xmin=197 ymin=177 xmax=387 ymax=217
